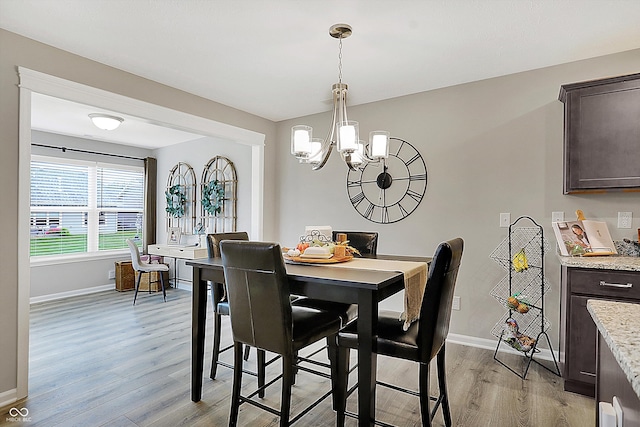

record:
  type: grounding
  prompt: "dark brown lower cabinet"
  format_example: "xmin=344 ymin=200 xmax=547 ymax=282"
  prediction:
xmin=596 ymin=332 xmax=640 ymax=426
xmin=561 ymin=266 xmax=640 ymax=396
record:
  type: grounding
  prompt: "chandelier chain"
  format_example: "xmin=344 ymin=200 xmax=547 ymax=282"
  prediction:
xmin=338 ymin=36 xmax=343 ymax=83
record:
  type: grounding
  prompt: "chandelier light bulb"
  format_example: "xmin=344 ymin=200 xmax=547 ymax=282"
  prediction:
xmin=308 ymin=138 xmax=324 ymax=165
xmin=291 ymin=125 xmax=312 ymax=158
xmin=337 ymin=121 xmax=359 ymax=153
xmin=370 ymin=131 xmax=390 ymax=159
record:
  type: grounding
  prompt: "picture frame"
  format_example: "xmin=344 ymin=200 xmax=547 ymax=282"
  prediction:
xmin=167 ymin=227 xmax=182 ymax=245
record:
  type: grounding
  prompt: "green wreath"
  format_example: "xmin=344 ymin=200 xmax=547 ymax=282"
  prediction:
xmin=202 ymin=180 xmax=225 ymax=215
xmin=165 ymin=185 xmax=187 ymax=217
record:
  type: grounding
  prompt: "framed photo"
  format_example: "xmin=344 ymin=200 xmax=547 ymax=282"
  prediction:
xmin=167 ymin=227 xmax=182 ymax=245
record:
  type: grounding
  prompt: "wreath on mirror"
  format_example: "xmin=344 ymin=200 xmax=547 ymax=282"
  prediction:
xmin=165 ymin=184 xmax=187 ymax=217
xmin=201 ymin=180 xmax=225 ymax=215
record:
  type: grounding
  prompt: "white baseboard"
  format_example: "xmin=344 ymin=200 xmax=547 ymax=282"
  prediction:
xmin=174 ymin=280 xmax=192 ymax=291
xmin=29 ymin=281 xmax=193 ymax=304
xmin=30 ymin=284 xmax=114 ymax=304
xmin=0 ymin=388 xmax=17 ymax=412
xmin=447 ymin=332 xmax=560 ymax=362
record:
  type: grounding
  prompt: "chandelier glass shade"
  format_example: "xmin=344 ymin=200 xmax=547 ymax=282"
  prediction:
xmin=290 ymin=24 xmax=389 ymax=170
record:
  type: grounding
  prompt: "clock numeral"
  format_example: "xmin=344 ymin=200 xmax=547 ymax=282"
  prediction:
xmin=350 ymin=192 xmax=365 ymax=207
xmin=394 ymin=140 xmax=405 ymax=157
xmin=398 ymin=203 xmax=409 ymax=218
xmin=409 ymin=174 xmax=427 ymax=181
xmin=382 ymin=206 xmax=390 ymax=223
xmin=406 ymin=153 xmax=421 ymax=166
xmin=406 ymin=189 xmax=422 ymax=203
xmin=364 ymin=203 xmax=375 ymax=220
xmin=347 ymin=179 xmax=362 ymax=188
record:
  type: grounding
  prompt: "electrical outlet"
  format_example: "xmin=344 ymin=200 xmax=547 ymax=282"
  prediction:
xmin=618 ymin=212 xmax=633 ymax=229
xmin=500 ymin=213 xmax=511 ymax=228
xmin=552 ymin=211 xmax=564 ymax=223
xmin=108 ymin=270 xmax=115 ymax=280
xmin=452 ymin=296 xmax=460 ymax=311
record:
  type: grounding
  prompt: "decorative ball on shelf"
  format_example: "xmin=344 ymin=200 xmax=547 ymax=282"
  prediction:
xmin=201 ymin=180 xmax=225 ymax=215
xmin=165 ymin=184 xmax=187 ymax=217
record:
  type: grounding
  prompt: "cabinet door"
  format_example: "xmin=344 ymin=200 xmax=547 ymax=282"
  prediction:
xmin=567 ymin=295 xmax=597 ymax=386
xmin=561 ymin=74 xmax=640 ymax=193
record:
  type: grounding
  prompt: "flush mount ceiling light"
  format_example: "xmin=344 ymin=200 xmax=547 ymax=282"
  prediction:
xmin=291 ymin=24 xmax=389 ymax=171
xmin=88 ymin=113 xmax=124 ymax=131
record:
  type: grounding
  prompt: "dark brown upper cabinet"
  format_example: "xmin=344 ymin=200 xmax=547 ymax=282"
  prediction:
xmin=559 ymin=73 xmax=640 ymax=194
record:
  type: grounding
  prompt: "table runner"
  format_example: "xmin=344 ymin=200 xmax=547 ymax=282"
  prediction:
xmin=324 ymin=258 xmax=428 ymax=330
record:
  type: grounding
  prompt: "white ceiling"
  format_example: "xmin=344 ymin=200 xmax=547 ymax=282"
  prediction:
xmin=30 ymin=93 xmax=207 ymax=148
xmin=2 ymin=0 xmax=640 ymax=146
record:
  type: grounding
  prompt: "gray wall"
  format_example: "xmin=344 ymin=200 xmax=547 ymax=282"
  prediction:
xmin=0 ymin=29 xmax=276 ymax=401
xmin=275 ymin=48 xmax=640 ymax=345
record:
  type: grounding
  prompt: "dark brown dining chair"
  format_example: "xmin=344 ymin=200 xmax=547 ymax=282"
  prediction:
xmin=206 ymin=232 xmax=256 ymax=379
xmin=335 ymin=238 xmax=464 ymax=427
xmin=220 ymin=240 xmax=347 ymax=427
xmin=332 ymin=230 xmax=379 ymax=256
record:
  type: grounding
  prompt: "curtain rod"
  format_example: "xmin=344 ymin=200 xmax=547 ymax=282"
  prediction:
xmin=31 ymin=143 xmax=145 ymax=161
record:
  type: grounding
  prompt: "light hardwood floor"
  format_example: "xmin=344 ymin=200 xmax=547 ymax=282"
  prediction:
xmin=2 ymin=288 xmax=594 ymax=426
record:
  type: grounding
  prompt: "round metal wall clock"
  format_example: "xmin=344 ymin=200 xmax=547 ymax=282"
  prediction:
xmin=346 ymin=137 xmax=427 ymax=224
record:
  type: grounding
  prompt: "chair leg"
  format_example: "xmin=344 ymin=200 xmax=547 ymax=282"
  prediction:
xmin=229 ymin=342 xmax=244 ymax=427
xmin=437 ymin=346 xmax=452 ymax=427
xmin=280 ymin=355 xmax=294 ymax=427
xmin=159 ymin=270 xmax=166 ymax=302
xmin=133 ymin=271 xmax=143 ymax=305
xmin=292 ymin=350 xmax=298 ymax=385
xmin=210 ymin=312 xmax=223 ymax=379
xmin=257 ymin=349 xmax=266 ymax=398
xmin=419 ymin=361 xmax=432 ymax=427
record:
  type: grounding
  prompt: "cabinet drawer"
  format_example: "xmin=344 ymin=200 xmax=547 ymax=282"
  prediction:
xmin=569 ymin=268 xmax=640 ymax=300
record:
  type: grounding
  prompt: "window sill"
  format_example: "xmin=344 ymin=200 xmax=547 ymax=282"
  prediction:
xmin=30 ymin=250 xmax=129 ymax=267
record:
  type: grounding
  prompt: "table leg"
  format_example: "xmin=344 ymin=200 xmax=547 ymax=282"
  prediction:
xmin=358 ymin=290 xmax=377 ymax=426
xmin=191 ymin=266 xmax=207 ymax=401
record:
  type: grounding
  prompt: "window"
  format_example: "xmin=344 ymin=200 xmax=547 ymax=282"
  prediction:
xmin=30 ymin=156 xmax=144 ymax=257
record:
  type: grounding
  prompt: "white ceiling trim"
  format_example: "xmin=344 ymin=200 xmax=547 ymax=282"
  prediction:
xmin=18 ymin=67 xmax=265 ymax=147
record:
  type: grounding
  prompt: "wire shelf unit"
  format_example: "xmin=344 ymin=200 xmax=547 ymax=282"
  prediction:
xmin=490 ymin=216 xmax=561 ymax=379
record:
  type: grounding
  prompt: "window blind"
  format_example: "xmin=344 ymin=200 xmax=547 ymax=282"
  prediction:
xmin=30 ymin=157 xmax=144 ymax=257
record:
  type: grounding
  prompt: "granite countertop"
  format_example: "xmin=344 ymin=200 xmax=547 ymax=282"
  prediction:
xmin=559 ymin=255 xmax=640 ymax=272
xmin=587 ymin=300 xmax=640 ymax=400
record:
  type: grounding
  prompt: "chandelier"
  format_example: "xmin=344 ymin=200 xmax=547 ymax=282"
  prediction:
xmin=291 ymin=24 xmax=390 ymax=170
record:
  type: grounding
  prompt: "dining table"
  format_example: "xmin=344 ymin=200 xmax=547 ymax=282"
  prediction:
xmin=186 ymin=253 xmax=431 ymax=427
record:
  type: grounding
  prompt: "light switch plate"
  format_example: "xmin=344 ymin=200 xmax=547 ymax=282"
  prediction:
xmin=618 ymin=212 xmax=633 ymax=229
xmin=552 ymin=211 xmax=564 ymax=223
